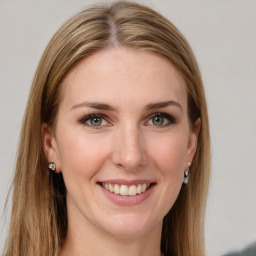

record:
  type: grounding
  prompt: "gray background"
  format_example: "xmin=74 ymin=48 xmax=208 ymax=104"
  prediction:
xmin=0 ymin=1 xmax=255 ymax=255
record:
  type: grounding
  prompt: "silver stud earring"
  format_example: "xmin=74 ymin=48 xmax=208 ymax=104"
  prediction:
xmin=48 ymin=162 xmax=56 ymax=172
xmin=183 ymin=162 xmax=191 ymax=184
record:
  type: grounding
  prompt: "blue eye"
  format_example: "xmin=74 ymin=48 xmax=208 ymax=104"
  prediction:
xmin=147 ymin=113 xmax=176 ymax=127
xmin=80 ymin=114 xmax=108 ymax=127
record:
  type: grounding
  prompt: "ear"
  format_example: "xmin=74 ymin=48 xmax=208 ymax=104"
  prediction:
xmin=186 ymin=118 xmax=201 ymax=165
xmin=42 ymin=123 xmax=61 ymax=173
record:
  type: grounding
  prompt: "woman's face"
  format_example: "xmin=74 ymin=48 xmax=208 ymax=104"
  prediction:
xmin=44 ymin=47 xmax=199 ymax=238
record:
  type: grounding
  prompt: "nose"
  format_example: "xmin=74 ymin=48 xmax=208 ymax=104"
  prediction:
xmin=111 ymin=125 xmax=147 ymax=171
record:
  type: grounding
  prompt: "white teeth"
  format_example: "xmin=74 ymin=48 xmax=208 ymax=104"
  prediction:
xmin=109 ymin=184 xmax=114 ymax=192
xmin=129 ymin=185 xmax=137 ymax=196
xmin=114 ymin=184 xmax=120 ymax=194
xmin=137 ymin=184 xmax=142 ymax=194
xmin=102 ymin=183 xmax=151 ymax=196
xmin=120 ymin=185 xmax=129 ymax=196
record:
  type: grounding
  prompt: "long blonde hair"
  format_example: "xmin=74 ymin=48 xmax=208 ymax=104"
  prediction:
xmin=3 ymin=2 xmax=210 ymax=256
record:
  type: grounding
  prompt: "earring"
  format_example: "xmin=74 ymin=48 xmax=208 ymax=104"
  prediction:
xmin=48 ymin=162 xmax=56 ymax=172
xmin=183 ymin=162 xmax=191 ymax=184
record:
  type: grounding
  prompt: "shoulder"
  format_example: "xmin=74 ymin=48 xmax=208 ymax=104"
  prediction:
xmin=223 ymin=242 xmax=256 ymax=256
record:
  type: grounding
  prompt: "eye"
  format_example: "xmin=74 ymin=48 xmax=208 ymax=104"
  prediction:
xmin=146 ymin=112 xmax=176 ymax=127
xmin=79 ymin=114 xmax=109 ymax=128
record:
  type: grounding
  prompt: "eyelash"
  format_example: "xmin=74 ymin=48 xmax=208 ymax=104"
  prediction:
xmin=79 ymin=113 xmax=110 ymax=129
xmin=79 ymin=112 xmax=177 ymax=128
xmin=147 ymin=112 xmax=177 ymax=127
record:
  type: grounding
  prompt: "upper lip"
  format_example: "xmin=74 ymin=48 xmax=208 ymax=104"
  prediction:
xmin=97 ymin=179 xmax=156 ymax=186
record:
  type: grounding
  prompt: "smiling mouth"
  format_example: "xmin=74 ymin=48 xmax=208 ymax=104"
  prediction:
xmin=100 ymin=183 xmax=153 ymax=196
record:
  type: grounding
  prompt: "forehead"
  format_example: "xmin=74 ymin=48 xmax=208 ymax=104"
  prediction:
xmin=60 ymin=47 xmax=187 ymax=110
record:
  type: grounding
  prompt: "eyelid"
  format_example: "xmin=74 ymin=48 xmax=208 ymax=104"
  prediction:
xmin=78 ymin=112 xmax=177 ymax=128
xmin=79 ymin=113 xmax=111 ymax=128
xmin=145 ymin=112 xmax=177 ymax=126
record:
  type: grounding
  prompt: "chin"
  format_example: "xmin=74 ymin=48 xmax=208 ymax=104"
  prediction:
xmin=98 ymin=212 xmax=161 ymax=238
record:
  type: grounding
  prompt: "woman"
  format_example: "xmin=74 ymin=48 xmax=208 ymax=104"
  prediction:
xmin=3 ymin=1 xmax=210 ymax=256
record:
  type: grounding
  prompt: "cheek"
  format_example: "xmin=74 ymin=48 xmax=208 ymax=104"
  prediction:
xmin=149 ymin=132 xmax=188 ymax=176
xmin=56 ymin=128 xmax=109 ymax=181
xmin=149 ymin=133 xmax=188 ymax=214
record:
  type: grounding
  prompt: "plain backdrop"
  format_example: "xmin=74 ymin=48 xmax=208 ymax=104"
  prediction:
xmin=0 ymin=1 xmax=255 ymax=255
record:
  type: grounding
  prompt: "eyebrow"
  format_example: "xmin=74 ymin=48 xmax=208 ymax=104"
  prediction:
xmin=70 ymin=100 xmax=183 ymax=113
xmin=70 ymin=102 xmax=116 ymax=111
xmin=145 ymin=100 xmax=183 ymax=113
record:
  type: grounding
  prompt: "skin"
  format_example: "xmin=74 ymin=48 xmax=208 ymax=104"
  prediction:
xmin=43 ymin=47 xmax=200 ymax=256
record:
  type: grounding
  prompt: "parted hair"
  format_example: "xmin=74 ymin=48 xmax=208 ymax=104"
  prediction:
xmin=3 ymin=1 xmax=210 ymax=256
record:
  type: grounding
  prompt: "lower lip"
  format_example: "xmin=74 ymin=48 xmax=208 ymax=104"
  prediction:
xmin=99 ymin=184 xmax=155 ymax=206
